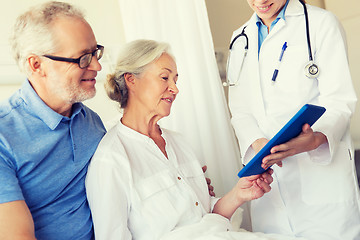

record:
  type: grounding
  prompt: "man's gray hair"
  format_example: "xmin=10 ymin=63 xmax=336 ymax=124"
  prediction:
xmin=10 ymin=1 xmax=85 ymax=76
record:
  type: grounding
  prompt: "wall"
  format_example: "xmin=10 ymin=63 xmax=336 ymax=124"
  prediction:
xmin=205 ymin=0 xmax=360 ymax=149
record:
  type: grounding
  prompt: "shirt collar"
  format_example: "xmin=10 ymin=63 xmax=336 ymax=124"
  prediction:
xmin=117 ymin=119 xmax=164 ymax=144
xmin=21 ymin=79 xmax=86 ymax=130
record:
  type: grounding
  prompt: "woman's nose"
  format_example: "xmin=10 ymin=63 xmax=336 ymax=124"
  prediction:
xmin=168 ymin=80 xmax=179 ymax=94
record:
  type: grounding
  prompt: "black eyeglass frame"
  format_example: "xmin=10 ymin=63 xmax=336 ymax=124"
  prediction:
xmin=43 ymin=44 xmax=104 ymax=69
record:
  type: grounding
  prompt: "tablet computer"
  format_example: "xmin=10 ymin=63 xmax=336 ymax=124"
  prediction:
xmin=237 ymin=104 xmax=326 ymax=178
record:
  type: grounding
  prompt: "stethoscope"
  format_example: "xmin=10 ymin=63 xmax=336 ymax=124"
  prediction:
xmin=224 ymin=0 xmax=319 ymax=87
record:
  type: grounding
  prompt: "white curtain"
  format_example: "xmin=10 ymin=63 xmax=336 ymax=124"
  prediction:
xmin=117 ymin=0 xmax=241 ymax=196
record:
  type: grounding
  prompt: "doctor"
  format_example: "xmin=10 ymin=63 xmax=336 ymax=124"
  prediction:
xmin=227 ymin=0 xmax=360 ymax=239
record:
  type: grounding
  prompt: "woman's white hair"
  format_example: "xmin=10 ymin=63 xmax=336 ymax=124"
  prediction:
xmin=10 ymin=1 xmax=85 ymax=76
xmin=106 ymin=39 xmax=173 ymax=108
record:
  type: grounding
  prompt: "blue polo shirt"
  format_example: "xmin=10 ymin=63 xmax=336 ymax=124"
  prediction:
xmin=257 ymin=0 xmax=290 ymax=52
xmin=0 ymin=80 xmax=106 ymax=239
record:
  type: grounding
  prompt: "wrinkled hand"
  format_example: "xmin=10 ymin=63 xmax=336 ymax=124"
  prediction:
xmin=202 ymin=165 xmax=215 ymax=197
xmin=235 ymin=169 xmax=273 ymax=202
xmin=211 ymin=169 xmax=273 ymax=219
xmin=261 ymin=124 xmax=327 ymax=169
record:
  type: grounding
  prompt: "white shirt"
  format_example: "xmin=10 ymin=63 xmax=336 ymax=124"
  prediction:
xmin=85 ymin=121 xmax=218 ymax=240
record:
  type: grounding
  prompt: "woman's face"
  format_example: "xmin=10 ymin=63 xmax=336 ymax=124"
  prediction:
xmin=247 ymin=0 xmax=287 ymax=27
xmin=131 ymin=53 xmax=179 ymax=119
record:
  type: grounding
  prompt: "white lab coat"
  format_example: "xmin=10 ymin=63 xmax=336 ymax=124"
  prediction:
xmin=228 ymin=0 xmax=360 ymax=239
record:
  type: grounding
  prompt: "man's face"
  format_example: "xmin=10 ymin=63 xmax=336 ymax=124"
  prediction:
xmin=40 ymin=17 xmax=102 ymax=108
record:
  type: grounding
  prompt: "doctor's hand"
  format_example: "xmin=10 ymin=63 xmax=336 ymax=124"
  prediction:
xmin=253 ymin=138 xmax=284 ymax=168
xmin=252 ymin=138 xmax=269 ymax=153
xmin=261 ymin=124 xmax=328 ymax=169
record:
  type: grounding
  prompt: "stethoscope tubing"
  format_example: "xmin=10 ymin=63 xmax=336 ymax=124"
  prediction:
xmin=300 ymin=0 xmax=313 ymax=62
xmin=229 ymin=26 xmax=248 ymax=51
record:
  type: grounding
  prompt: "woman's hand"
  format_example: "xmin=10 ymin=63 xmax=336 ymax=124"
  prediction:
xmin=234 ymin=169 xmax=274 ymax=203
xmin=212 ymin=169 xmax=273 ymax=219
xmin=261 ymin=124 xmax=327 ymax=169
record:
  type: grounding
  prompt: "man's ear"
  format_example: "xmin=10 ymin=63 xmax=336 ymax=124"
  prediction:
xmin=27 ymin=55 xmax=45 ymax=76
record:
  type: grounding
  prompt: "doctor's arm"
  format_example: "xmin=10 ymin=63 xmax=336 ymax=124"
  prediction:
xmin=0 ymin=200 xmax=36 ymax=240
xmin=227 ymin=34 xmax=267 ymax=164
xmin=212 ymin=170 xmax=273 ymax=220
xmin=306 ymin=11 xmax=356 ymax=160
xmin=229 ymin=87 xmax=267 ymax=165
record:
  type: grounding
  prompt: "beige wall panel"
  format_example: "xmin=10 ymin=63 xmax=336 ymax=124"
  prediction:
xmin=205 ymin=0 xmax=252 ymax=50
xmin=324 ymin=0 xmax=360 ymax=20
xmin=341 ymin=16 xmax=360 ymax=147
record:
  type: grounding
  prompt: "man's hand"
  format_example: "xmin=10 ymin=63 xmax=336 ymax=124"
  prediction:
xmin=202 ymin=165 xmax=215 ymax=197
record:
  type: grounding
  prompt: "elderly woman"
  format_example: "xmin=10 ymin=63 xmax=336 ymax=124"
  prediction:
xmin=85 ymin=40 xmax=300 ymax=240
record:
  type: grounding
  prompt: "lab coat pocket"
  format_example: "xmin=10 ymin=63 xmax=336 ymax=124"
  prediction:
xmin=135 ymin=170 xmax=179 ymax=236
xmin=299 ymin=141 xmax=356 ymax=205
xmin=276 ymin=45 xmax=314 ymax=96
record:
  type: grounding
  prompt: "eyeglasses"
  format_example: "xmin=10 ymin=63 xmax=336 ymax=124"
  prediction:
xmin=43 ymin=44 xmax=104 ymax=69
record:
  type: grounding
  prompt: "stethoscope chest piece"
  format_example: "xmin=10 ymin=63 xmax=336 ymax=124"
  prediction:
xmin=304 ymin=61 xmax=319 ymax=79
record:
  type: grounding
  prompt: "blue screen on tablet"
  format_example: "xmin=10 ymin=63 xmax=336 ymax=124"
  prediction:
xmin=237 ymin=104 xmax=326 ymax=178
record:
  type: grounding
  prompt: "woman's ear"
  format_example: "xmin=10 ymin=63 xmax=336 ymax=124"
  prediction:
xmin=27 ymin=55 xmax=45 ymax=77
xmin=124 ymin=73 xmax=136 ymax=87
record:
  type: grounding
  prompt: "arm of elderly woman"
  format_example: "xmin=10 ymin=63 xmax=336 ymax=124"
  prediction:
xmin=212 ymin=169 xmax=273 ymax=219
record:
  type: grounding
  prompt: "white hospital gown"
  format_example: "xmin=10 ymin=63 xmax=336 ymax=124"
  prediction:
xmin=85 ymin=122 xmax=305 ymax=240
xmin=86 ymin=121 xmax=217 ymax=240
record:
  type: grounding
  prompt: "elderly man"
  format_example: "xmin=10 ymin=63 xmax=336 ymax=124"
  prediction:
xmin=0 ymin=2 xmax=106 ymax=239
